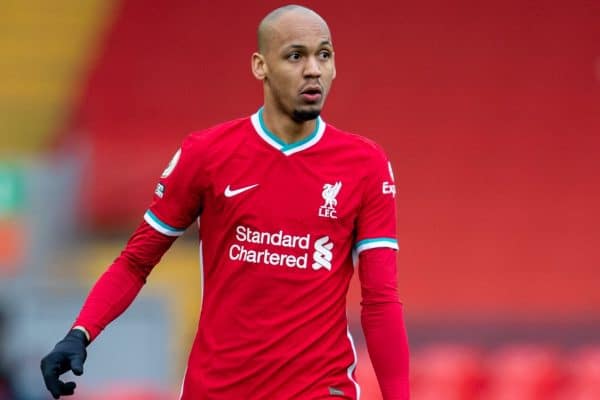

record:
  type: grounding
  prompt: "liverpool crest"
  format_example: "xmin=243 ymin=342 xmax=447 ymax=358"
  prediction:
xmin=318 ymin=181 xmax=342 ymax=219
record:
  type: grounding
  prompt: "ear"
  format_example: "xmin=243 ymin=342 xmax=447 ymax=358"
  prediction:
xmin=251 ymin=52 xmax=268 ymax=80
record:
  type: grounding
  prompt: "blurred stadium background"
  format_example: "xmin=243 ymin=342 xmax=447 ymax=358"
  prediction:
xmin=1 ymin=0 xmax=599 ymax=399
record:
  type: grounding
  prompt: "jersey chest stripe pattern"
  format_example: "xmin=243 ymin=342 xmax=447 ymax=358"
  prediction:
xmin=355 ymin=237 xmax=399 ymax=255
xmin=144 ymin=210 xmax=185 ymax=236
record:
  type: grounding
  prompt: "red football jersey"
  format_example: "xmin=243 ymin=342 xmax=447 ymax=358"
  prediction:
xmin=145 ymin=108 xmax=398 ymax=399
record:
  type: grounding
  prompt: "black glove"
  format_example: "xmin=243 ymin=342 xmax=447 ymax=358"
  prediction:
xmin=40 ymin=329 xmax=89 ymax=399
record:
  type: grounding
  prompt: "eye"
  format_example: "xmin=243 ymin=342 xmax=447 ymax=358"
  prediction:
xmin=287 ymin=52 xmax=302 ymax=61
xmin=318 ymin=50 xmax=331 ymax=60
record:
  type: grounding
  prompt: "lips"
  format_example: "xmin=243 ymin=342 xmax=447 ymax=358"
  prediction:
xmin=300 ymin=85 xmax=322 ymax=95
xmin=300 ymin=85 xmax=323 ymax=102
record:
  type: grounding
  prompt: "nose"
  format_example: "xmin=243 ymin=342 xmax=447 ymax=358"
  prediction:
xmin=304 ymin=56 xmax=321 ymax=78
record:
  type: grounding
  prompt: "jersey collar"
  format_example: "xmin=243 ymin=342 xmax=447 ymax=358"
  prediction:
xmin=250 ymin=107 xmax=326 ymax=156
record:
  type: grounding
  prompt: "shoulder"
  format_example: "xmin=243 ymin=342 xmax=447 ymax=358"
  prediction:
xmin=183 ymin=116 xmax=251 ymax=153
xmin=165 ymin=116 xmax=251 ymax=177
xmin=324 ymin=123 xmax=389 ymax=162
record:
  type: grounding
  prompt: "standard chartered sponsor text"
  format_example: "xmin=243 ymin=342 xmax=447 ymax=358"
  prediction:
xmin=230 ymin=225 xmax=310 ymax=268
xmin=229 ymin=245 xmax=308 ymax=268
xmin=235 ymin=225 xmax=310 ymax=248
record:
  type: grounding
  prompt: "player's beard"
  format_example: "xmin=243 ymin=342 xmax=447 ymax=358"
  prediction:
xmin=292 ymin=108 xmax=320 ymax=122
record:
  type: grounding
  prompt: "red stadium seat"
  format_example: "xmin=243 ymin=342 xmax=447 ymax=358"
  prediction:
xmin=484 ymin=344 xmax=565 ymax=400
xmin=411 ymin=344 xmax=485 ymax=400
xmin=556 ymin=345 xmax=600 ymax=400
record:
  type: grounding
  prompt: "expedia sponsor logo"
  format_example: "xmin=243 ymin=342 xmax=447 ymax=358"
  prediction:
xmin=229 ymin=225 xmax=333 ymax=271
xmin=382 ymin=181 xmax=396 ymax=197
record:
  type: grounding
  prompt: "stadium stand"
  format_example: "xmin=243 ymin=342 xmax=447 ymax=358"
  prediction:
xmin=557 ymin=346 xmax=600 ymax=400
xmin=411 ymin=344 xmax=485 ymax=400
xmin=483 ymin=344 xmax=566 ymax=400
xmin=0 ymin=0 xmax=116 ymax=153
xmin=1 ymin=1 xmax=599 ymax=398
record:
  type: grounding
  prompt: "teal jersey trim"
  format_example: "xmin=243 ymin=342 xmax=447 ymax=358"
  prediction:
xmin=354 ymin=237 xmax=399 ymax=254
xmin=258 ymin=108 xmax=286 ymax=147
xmin=258 ymin=107 xmax=320 ymax=152
xmin=145 ymin=210 xmax=185 ymax=234
xmin=355 ymin=237 xmax=397 ymax=247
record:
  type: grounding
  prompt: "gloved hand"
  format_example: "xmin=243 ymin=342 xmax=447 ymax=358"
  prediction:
xmin=40 ymin=329 xmax=88 ymax=399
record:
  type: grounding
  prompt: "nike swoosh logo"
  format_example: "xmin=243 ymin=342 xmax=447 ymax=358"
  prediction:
xmin=224 ymin=184 xmax=259 ymax=198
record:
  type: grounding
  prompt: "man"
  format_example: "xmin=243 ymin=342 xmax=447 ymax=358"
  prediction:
xmin=41 ymin=5 xmax=409 ymax=399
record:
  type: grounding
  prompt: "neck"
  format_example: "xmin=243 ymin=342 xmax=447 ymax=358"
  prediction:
xmin=261 ymin=104 xmax=317 ymax=145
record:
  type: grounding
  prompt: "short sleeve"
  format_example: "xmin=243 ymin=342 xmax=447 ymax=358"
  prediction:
xmin=144 ymin=135 xmax=206 ymax=236
xmin=355 ymin=148 xmax=398 ymax=255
